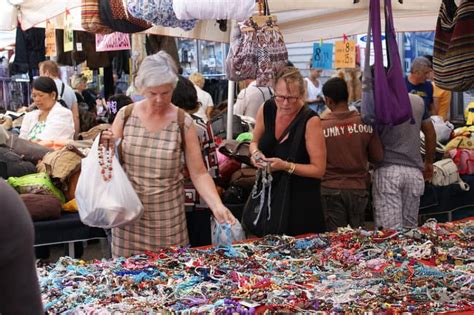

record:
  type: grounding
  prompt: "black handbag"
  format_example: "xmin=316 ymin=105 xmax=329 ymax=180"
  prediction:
xmin=241 ymin=107 xmax=312 ymax=237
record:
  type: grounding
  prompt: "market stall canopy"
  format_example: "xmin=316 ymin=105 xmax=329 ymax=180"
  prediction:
xmin=0 ymin=0 xmax=442 ymax=43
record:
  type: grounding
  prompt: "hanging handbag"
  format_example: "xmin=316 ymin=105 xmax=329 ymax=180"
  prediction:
xmin=225 ymin=19 xmax=258 ymax=81
xmin=361 ymin=0 xmax=413 ymax=126
xmin=127 ymin=0 xmax=197 ymax=31
xmin=99 ymin=0 xmax=152 ymax=34
xmin=241 ymin=107 xmax=312 ymax=237
xmin=254 ymin=0 xmax=288 ymax=87
xmin=81 ymin=0 xmax=114 ymax=34
xmin=172 ymin=0 xmax=255 ymax=22
xmin=433 ymin=0 xmax=474 ymax=91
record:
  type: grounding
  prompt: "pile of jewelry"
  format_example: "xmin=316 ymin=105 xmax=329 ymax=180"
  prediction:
xmin=38 ymin=219 xmax=473 ymax=314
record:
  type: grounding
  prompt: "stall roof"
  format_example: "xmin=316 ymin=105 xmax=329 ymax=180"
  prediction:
xmin=0 ymin=0 xmax=442 ymax=44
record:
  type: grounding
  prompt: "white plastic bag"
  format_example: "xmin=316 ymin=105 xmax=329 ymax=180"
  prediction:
xmin=173 ymin=0 xmax=255 ymax=21
xmin=211 ymin=217 xmax=246 ymax=246
xmin=76 ymin=136 xmax=144 ymax=228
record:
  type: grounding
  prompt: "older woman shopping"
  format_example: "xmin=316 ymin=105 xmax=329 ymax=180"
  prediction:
xmin=19 ymin=77 xmax=75 ymax=141
xmin=248 ymin=67 xmax=327 ymax=235
xmin=103 ymin=52 xmax=236 ymax=257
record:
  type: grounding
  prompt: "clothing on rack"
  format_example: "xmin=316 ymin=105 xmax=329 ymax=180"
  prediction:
xmin=203 ymin=78 xmax=228 ymax=106
xmin=11 ymin=26 xmax=45 ymax=78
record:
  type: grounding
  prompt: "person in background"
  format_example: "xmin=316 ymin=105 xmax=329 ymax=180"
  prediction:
xmin=234 ymin=78 xmax=273 ymax=119
xmin=172 ymin=76 xmax=220 ymax=246
xmin=71 ymin=74 xmax=99 ymax=132
xmin=20 ymin=77 xmax=75 ymax=141
xmin=188 ymin=72 xmax=214 ymax=121
xmin=107 ymin=94 xmax=133 ymax=124
xmin=250 ymin=67 xmax=326 ymax=235
xmin=103 ymin=51 xmax=236 ymax=257
xmin=373 ymin=93 xmax=436 ymax=230
xmin=70 ymin=73 xmax=98 ymax=112
xmin=405 ymin=56 xmax=434 ymax=116
xmin=320 ymin=77 xmax=383 ymax=231
xmin=305 ymin=61 xmax=325 ymax=114
xmin=423 ymin=55 xmax=452 ymax=121
xmin=39 ymin=60 xmax=80 ymax=137
xmin=0 ymin=180 xmax=43 ymax=315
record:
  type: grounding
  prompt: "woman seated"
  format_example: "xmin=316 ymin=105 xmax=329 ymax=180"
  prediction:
xmin=19 ymin=77 xmax=75 ymax=141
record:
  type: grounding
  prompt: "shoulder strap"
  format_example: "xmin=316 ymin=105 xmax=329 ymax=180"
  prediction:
xmin=60 ymin=82 xmax=65 ymax=98
xmin=118 ymin=104 xmax=135 ymax=164
xmin=178 ymin=108 xmax=186 ymax=151
xmin=276 ymin=105 xmax=307 ymax=143
xmin=288 ymin=107 xmax=313 ymax=161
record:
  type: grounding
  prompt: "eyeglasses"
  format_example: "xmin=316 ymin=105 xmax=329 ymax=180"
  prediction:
xmin=273 ymin=95 xmax=299 ymax=103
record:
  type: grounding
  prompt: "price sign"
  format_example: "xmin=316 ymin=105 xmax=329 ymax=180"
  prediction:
xmin=45 ymin=20 xmax=56 ymax=57
xmin=334 ymin=40 xmax=356 ymax=68
xmin=312 ymin=43 xmax=333 ymax=70
xmin=63 ymin=10 xmax=74 ymax=52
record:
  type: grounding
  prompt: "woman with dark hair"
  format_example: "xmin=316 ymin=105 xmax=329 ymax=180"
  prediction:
xmin=19 ymin=76 xmax=75 ymax=141
xmin=172 ymin=76 xmax=220 ymax=246
xmin=107 ymin=94 xmax=133 ymax=123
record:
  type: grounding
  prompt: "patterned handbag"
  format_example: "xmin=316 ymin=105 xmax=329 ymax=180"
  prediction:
xmin=81 ymin=0 xmax=114 ymax=34
xmin=225 ymin=20 xmax=258 ymax=81
xmin=99 ymin=0 xmax=152 ymax=33
xmin=127 ymin=0 xmax=197 ymax=31
xmin=254 ymin=0 xmax=287 ymax=87
xmin=226 ymin=0 xmax=287 ymax=85
xmin=434 ymin=0 xmax=474 ymax=91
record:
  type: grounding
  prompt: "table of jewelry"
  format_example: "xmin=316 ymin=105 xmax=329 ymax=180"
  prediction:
xmin=38 ymin=219 xmax=473 ymax=314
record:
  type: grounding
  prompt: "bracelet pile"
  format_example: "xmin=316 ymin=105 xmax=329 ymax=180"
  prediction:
xmin=38 ymin=219 xmax=473 ymax=314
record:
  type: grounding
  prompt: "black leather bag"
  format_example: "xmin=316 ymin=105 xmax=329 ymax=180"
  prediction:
xmin=241 ymin=108 xmax=311 ymax=237
xmin=218 ymin=140 xmax=252 ymax=166
xmin=211 ymin=114 xmax=249 ymax=139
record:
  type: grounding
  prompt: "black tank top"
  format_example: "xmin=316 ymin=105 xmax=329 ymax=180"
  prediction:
xmin=258 ymin=100 xmax=326 ymax=235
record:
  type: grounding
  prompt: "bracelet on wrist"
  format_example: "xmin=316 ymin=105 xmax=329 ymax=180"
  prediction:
xmin=287 ymin=162 xmax=296 ymax=174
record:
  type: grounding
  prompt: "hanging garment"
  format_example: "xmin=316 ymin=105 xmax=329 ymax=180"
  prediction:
xmin=99 ymin=0 xmax=152 ymax=34
xmin=81 ymin=0 xmax=114 ymax=34
xmin=433 ymin=0 xmax=474 ymax=91
xmin=172 ymin=0 xmax=254 ymax=21
xmin=11 ymin=26 xmax=45 ymax=76
xmin=127 ymin=0 xmax=197 ymax=31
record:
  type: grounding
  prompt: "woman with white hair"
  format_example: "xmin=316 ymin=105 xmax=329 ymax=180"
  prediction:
xmin=102 ymin=52 xmax=236 ymax=257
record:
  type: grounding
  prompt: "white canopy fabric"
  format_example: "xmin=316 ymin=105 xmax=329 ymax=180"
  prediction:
xmin=0 ymin=0 xmax=442 ymax=44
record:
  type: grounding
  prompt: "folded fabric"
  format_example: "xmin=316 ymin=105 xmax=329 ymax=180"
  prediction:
xmin=173 ymin=0 xmax=254 ymax=21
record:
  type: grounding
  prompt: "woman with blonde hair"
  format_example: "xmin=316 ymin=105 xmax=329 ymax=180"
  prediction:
xmin=248 ymin=67 xmax=327 ymax=235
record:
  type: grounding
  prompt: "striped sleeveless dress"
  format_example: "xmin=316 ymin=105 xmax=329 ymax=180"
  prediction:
xmin=111 ymin=107 xmax=192 ymax=258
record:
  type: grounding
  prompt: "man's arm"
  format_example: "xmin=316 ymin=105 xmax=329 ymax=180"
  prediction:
xmin=421 ymin=119 xmax=436 ymax=181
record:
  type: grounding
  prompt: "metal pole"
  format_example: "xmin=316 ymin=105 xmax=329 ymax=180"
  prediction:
xmin=226 ymin=80 xmax=235 ymax=140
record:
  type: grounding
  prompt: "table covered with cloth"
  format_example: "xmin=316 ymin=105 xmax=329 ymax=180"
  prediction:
xmin=38 ymin=219 xmax=473 ymax=314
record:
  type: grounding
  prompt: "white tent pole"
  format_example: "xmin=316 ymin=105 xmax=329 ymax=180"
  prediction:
xmin=226 ymin=20 xmax=238 ymax=140
xmin=226 ymin=80 xmax=235 ymax=140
